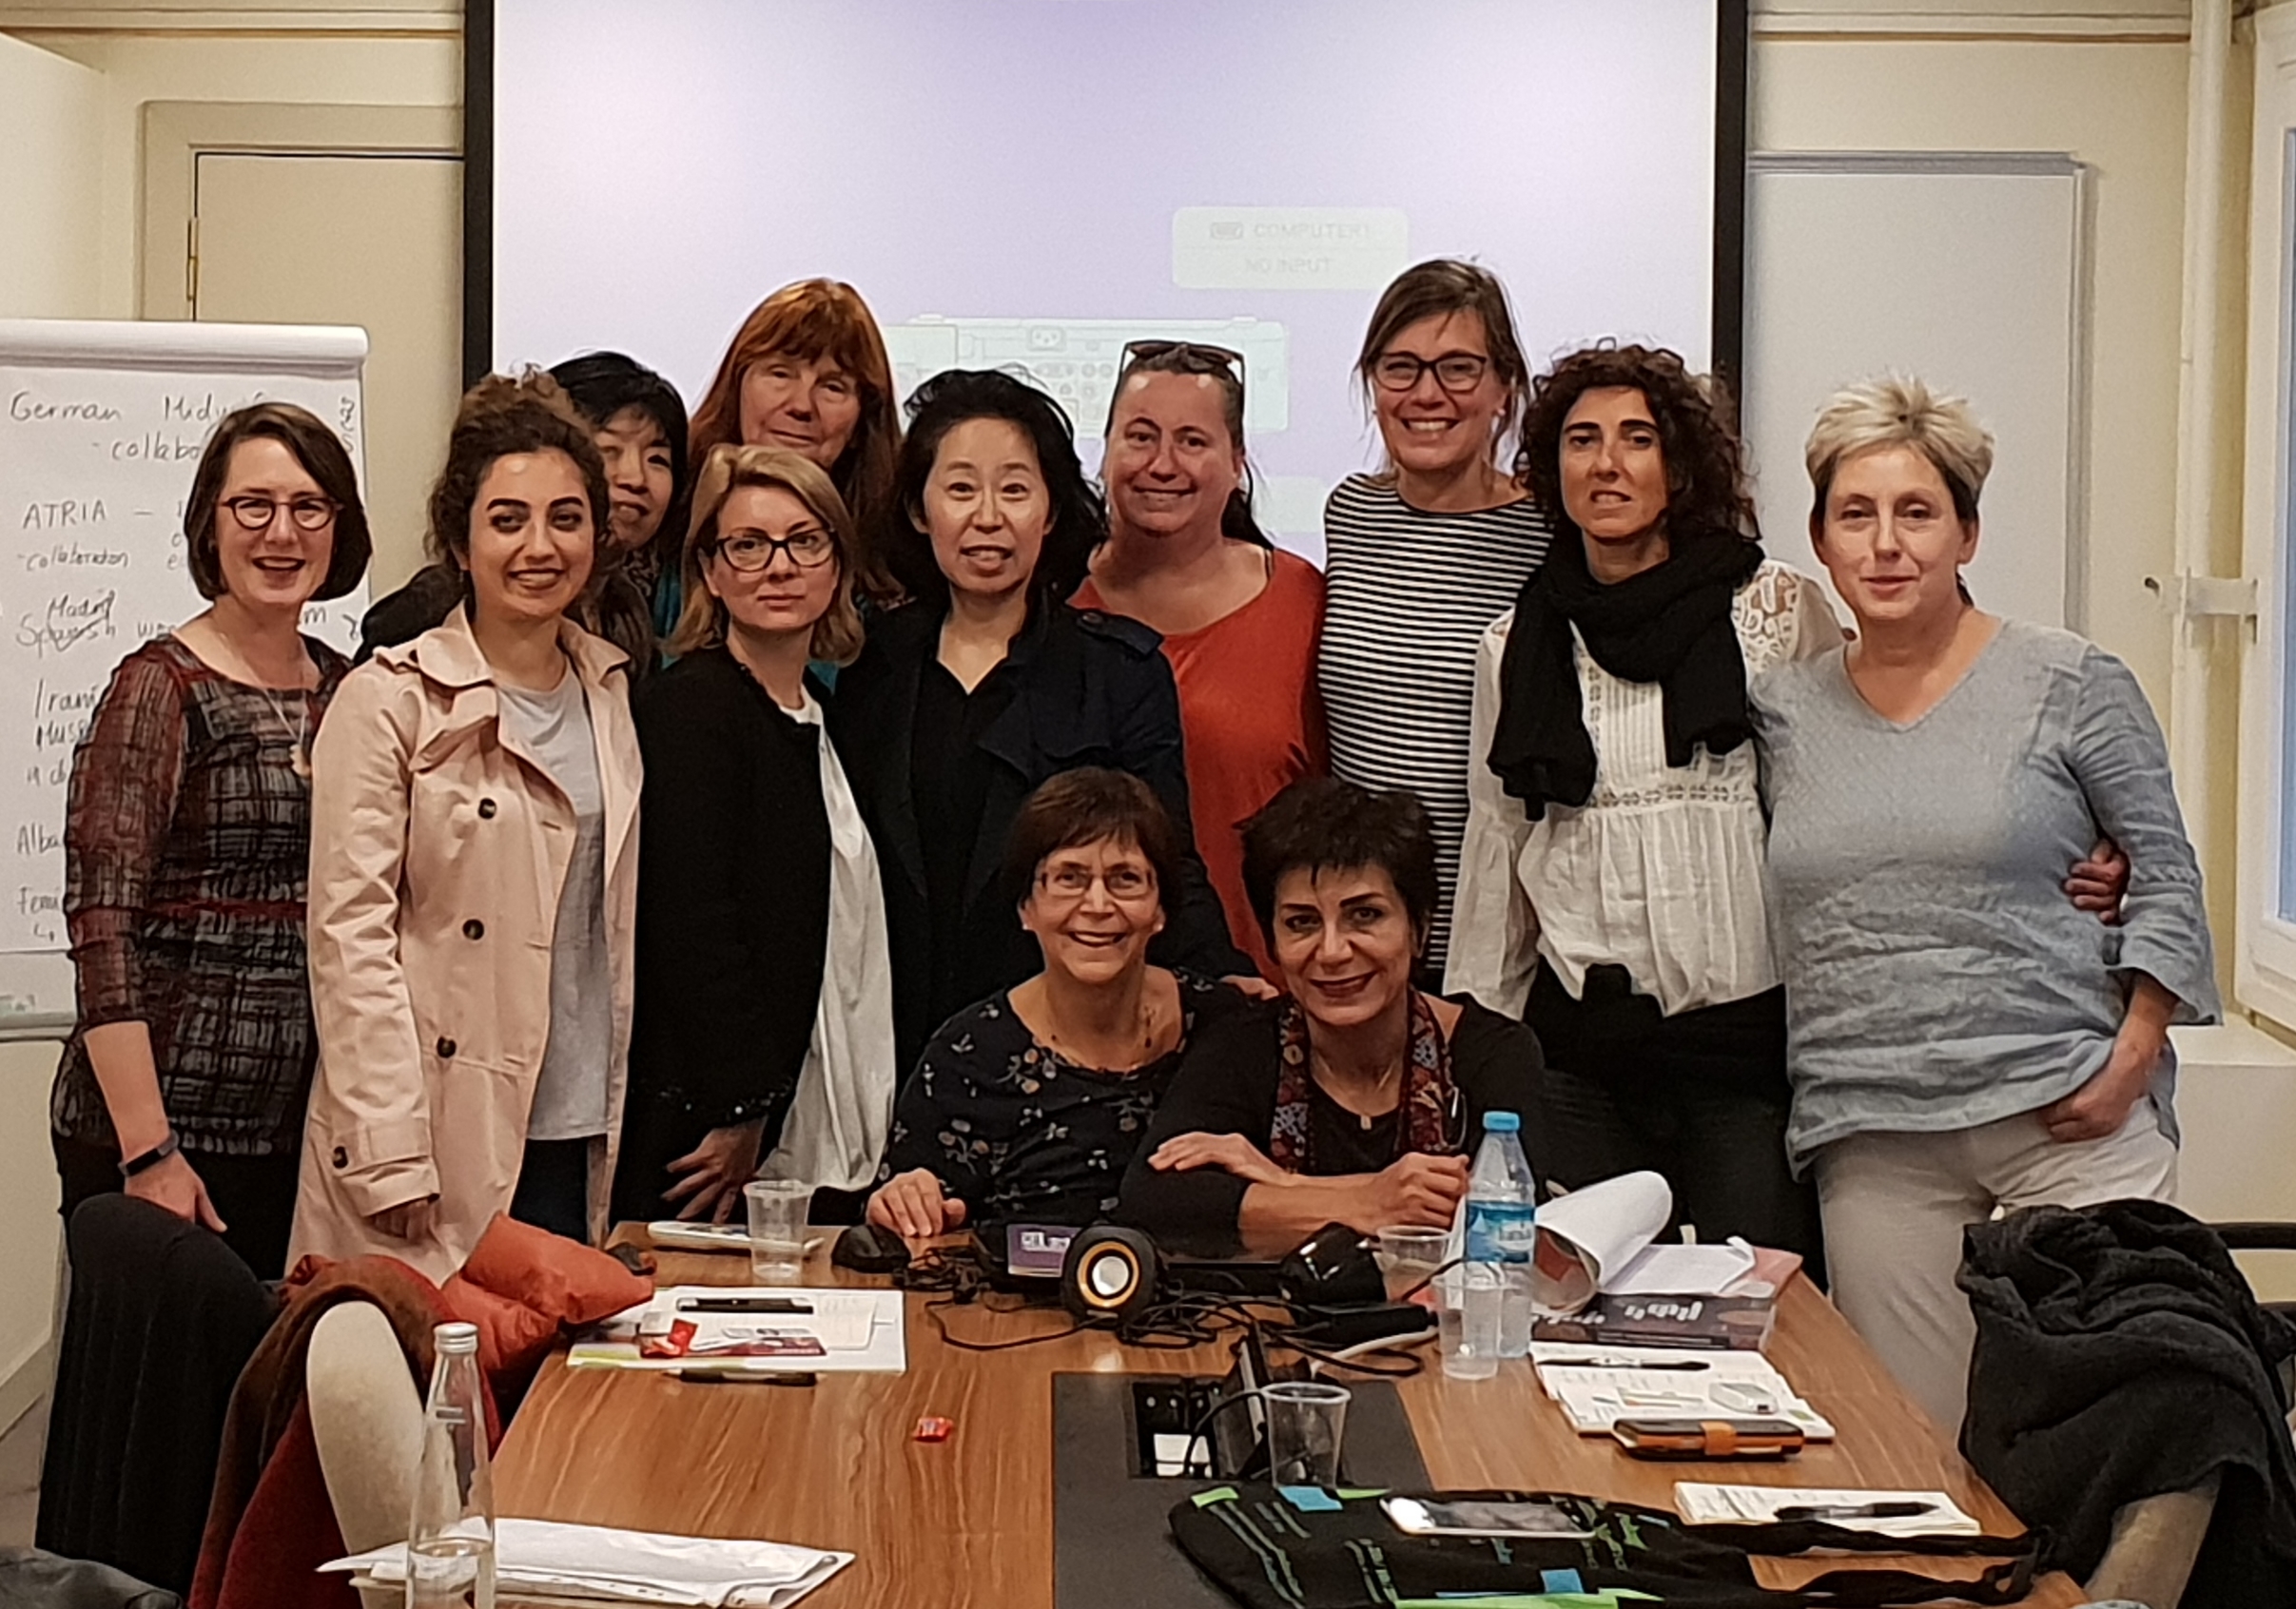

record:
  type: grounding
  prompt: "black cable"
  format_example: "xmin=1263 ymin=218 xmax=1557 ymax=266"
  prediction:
xmin=925 ymin=1292 xmax=1086 ymax=1352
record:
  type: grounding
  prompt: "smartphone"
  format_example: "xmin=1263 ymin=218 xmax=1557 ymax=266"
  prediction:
xmin=1610 ymin=1418 xmax=1805 ymax=1460
xmin=1382 ymin=1497 xmax=1593 ymax=1540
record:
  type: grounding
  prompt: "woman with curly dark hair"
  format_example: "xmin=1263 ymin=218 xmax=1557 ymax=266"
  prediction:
xmin=1445 ymin=343 xmax=1839 ymax=1270
xmin=829 ymin=369 xmax=1249 ymax=1081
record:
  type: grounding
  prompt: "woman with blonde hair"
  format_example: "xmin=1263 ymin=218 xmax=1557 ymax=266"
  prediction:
xmin=293 ymin=370 xmax=640 ymax=1278
xmin=683 ymin=279 xmax=904 ymax=613
xmin=613 ymin=445 xmax=894 ymax=1224
xmin=1752 ymin=375 xmax=2216 ymax=1431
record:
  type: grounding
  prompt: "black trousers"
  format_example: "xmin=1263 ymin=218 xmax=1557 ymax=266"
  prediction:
xmin=510 ymin=1135 xmax=594 ymax=1243
xmin=1525 ymin=963 xmax=1826 ymax=1286
xmin=54 ymin=1134 xmax=302 ymax=1281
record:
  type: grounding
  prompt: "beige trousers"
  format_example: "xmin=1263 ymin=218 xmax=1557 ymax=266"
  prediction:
xmin=1814 ymin=1102 xmax=2177 ymax=1436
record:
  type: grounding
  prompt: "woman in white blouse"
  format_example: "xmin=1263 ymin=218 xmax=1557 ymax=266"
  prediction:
xmin=1446 ymin=344 xmax=1838 ymax=1269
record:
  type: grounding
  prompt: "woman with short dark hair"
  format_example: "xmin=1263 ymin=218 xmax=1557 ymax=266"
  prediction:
xmin=291 ymin=370 xmax=641 ymax=1279
xmin=1447 ymin=343 xmax=1838 ymax=1269
xmin=1119 ymin=777 xmax=1542 ymax=1258
xmin=866 ymin=769 xmax=1249 ymax=1238
xmin=51 ymin=401 xmax=370 ymax=1277
xmin=831 ymin=370 xmax=1249 ymax=1078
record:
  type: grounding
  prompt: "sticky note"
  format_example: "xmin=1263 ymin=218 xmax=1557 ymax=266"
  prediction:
xmin=1278 ymin=1485 xmax=1343 ymax=1513
xmin=1191 ymin=1486 xmax=1239 ymax=1508
xmin=1541 ymin=1569 xmax=1587 ymax=1594
xmin=1334 ymin=1487 xmax=1388 ymax=1501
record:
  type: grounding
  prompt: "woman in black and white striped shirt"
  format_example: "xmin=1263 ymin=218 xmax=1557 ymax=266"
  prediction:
xmin=1318 ymin=262 xmax=1554 ymax=961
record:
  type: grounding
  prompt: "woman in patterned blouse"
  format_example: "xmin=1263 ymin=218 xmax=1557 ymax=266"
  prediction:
xmin=51 ymin=403 xmax=371 ymax=1278
xmin=866 ymin=768 xmax=1249 ymax=1241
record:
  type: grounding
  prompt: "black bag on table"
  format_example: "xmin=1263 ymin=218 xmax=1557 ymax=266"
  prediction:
xmin=1168 ymin=1485 xmax=2043 ymax=1608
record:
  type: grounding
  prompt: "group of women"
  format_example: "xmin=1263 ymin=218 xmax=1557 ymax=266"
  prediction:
xmin=51 ymin=262 xmax=2216 ymax=1432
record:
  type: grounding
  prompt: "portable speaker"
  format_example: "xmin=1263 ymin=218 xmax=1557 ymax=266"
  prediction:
xmin=1060 ymin=1225 xmax=1161 ymax=1326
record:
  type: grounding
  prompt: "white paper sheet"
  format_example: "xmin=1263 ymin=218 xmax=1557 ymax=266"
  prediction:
xmin=1530 ymin=1346 xmax=1834 ymax=1439
xmin=324 ymin=1518 xmax=854 ymax=1607
xmin=1529 ymin=1171 xmax=1674 ymax=1310
xmin=570 ymin=1287 xmax=906 ymax=1374
xmin=1604 ymin=1238 xmax=1759 ymax=1297
xmin=1672 ymin=1483 xmax=1981 ymax=1538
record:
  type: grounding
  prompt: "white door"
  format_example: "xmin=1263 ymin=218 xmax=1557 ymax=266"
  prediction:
xmin=191 ymin=151 xmax=462 ymax=593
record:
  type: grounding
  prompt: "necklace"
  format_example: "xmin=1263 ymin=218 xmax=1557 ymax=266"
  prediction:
xmin=1312 ymin=1047 xmax=1403 ymax=1130
xmin=213 ymin=618 xmax=314 ymax=780
xmin=1041 ymin=998 xmax=1166 ymax=1074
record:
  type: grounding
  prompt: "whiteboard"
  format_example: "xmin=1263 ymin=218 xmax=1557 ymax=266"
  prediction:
xmin=1742 ymin=153 xmax=2089 ymax=631
xmin=0 ymin=320 xmax=371 ymax=1029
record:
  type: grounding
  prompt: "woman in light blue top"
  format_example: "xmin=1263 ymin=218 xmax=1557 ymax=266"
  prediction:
xmin=1750 ymin=376 xmax=2218 ymax=1433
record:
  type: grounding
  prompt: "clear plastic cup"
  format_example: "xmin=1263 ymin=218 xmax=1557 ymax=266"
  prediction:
xmin=1262 ymin=1381 xmax=1351 ymax=1487
xmin=1374 ymin=1226 xmax=1451 ymax=1304
xmin=1440 ymin=1265 xmax=1502 ymax=1381
xmin=742 ymin=1179 xmax=811 ymax=1282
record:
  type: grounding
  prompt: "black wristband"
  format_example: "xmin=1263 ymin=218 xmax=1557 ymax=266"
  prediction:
xmin=119 ymin=1131 xmax=181 ymax=1178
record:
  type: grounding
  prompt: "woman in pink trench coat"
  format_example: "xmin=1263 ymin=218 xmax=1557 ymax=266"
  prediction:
xmin=291 ymin=374 xmax=641 ymax=1282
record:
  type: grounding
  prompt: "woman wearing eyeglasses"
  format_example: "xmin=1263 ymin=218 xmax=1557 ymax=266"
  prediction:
xmin=1074 ymin=341 xmax=1326 ymax=980
xmin=831 ymin=369 xmax=1250 ymax=1083
xmin=613 ymin=446 xmax=894 ymax=1226
xmin=1319 ymin=262 xmax=1556 ymax=966
xmin=866 ymin=769 xmax=1251 ymax=1239
xmin=50 ymin=403 xmax=371 ymax=1278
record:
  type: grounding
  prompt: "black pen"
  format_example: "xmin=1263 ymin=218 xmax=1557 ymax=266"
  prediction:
xmin=672 ymin=1368 xmax=818 ymax=1386
xmin=678 ymin=1296 xmax=812 ymax=1314
xmin=1775 ymin=1502 xmax=1933 ymax=1522
xmin=1542 ymin=1357 xmax=1710 ymax=1371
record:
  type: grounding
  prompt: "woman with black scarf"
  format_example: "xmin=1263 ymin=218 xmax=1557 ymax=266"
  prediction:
xmin=1443 ymin=344 xmax=1839 ymax=1271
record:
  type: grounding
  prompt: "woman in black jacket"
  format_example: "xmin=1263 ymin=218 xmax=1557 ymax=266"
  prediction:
xmin=831 ymin=369 xmax=1250 ymax=1078
xmin=614 ymin=444 xmax=892 ymax=1225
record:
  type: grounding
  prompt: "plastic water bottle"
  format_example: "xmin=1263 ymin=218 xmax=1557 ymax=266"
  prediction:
xmin=1463 ymin=1111 xmax=1537 ymax=1358
xmin=406 ymin=1321 xmax=496 ymax=1609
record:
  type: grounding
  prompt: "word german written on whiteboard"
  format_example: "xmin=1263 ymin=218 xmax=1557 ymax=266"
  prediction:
xmin=1 ymin=321 xmax=369 ymax=954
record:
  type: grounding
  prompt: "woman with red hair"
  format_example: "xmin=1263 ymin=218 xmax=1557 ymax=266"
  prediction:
xmin=684 ymin=278 xmax=904 ymax=612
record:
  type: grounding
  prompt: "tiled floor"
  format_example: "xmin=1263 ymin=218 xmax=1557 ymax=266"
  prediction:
xmin=0 ymin=1396 xmax=44 ymax=1547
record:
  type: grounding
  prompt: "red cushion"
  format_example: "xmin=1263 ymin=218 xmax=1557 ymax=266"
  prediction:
xmin=436 ymin=1275 xmax=556 ymax=1377
xmin=459 ymin=1212 xmax=652 ymax=1326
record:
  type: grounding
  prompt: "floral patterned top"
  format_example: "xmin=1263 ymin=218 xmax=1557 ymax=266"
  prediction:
xmin=877 ymin=971 xmax=1246 ymax=1226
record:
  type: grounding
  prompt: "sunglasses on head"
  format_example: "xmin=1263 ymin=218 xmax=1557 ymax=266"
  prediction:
xmin=1119 ymin=339 xmax=1247 ymax=393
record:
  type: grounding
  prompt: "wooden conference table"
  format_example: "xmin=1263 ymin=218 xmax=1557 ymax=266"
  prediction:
xmin=495 ymin=1231 xmax=2084 ymax=1609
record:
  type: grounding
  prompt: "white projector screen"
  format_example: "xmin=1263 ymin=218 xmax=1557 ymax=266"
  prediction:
xmin=483 ymin=0 xmax=1730 ymax=553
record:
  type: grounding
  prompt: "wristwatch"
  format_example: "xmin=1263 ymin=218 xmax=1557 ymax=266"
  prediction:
xmin=119 ymin=1131 xmax=181 ymax=1178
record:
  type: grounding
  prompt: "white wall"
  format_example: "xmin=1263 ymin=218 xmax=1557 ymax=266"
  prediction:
xmin=16 ymin=27 xmax=460 ymax=318
xmin=0 ymin=29 xmax=102 ymax=318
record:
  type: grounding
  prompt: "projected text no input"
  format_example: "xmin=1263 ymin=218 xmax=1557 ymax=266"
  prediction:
xmin=1172 ymin=207 xmax=1410 ymax=291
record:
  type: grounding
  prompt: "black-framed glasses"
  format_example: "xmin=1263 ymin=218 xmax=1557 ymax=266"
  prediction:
xmin=223 ymin=494 xmax=338 ymax=533
xmin=711 ymin=528 xmax=837 ymax=572
xmin=1119 ymin=339 xmax=1247 ymax=395
xmin=1036 ymin=862 xmax=1158 ymax=902
xmin=1370 ymin=351 xmax=1492 ymax=395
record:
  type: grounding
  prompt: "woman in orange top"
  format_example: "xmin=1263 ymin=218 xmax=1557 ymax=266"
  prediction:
xmin=1076 ymin=342 xmax=1326 ymax=981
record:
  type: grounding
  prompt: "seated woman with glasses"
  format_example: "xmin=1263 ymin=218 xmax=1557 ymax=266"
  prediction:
xmin=614 ymin=446 xmax=894 ymax=1229
xmin=866 ymin=769 xmax=1253 ymax=1239
xmin=830 ymin=369 xmax=1250 ymax=1082
xmin=1073 ymin=341 xmax=1326 ymax=982
xmin=50 ymin=403 xmax=371 ymax=1279
xmin=1118 ymin=777 xmax=1543 ymax=1259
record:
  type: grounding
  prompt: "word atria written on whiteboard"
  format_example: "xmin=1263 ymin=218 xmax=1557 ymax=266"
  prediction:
xmin=0 ymin=320 xmax=371 ymax=956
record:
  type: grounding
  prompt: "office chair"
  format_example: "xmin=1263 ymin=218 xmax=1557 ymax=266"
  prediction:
xmin=305 ymin=1302 xmax=426 ymax=1609
xmin=36 ymin=1196 xmax=276 ymax=1597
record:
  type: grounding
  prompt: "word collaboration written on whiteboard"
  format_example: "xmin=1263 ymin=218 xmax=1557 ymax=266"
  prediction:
xmin=0 ymin=320 xmax=370 ymax=954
